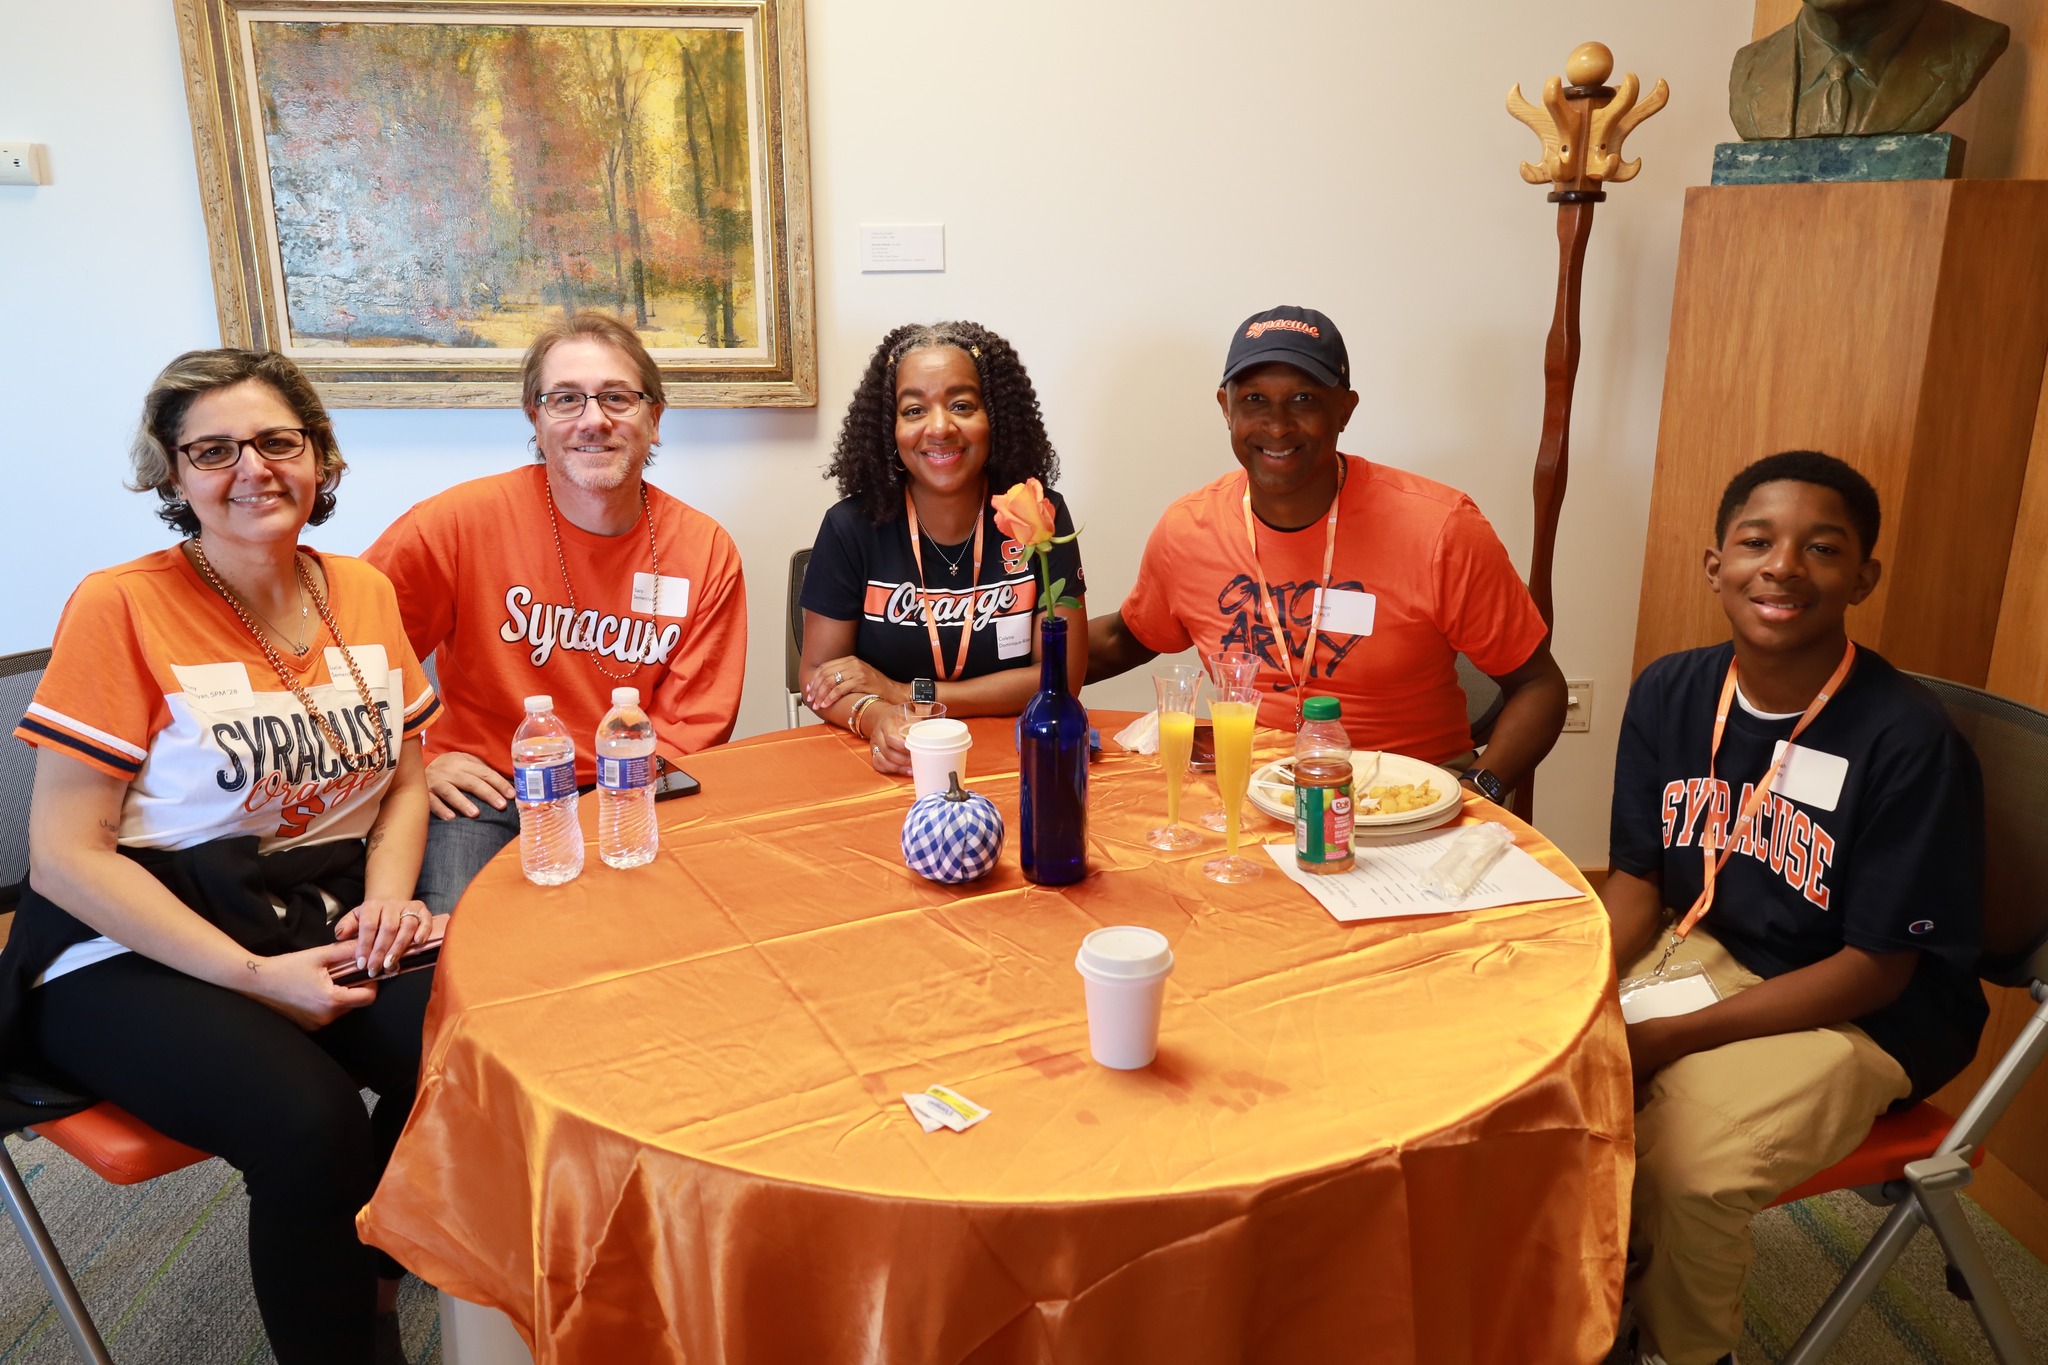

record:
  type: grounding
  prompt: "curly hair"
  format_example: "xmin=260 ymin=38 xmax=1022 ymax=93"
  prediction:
xmin=128 ymin=349 xmax=345 ymax=536
xmin=826 ymin=321 xmax=1060 ymax=524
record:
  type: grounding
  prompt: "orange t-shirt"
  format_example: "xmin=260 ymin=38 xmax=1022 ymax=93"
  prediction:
xmin=365 ymin=467 xmax=746 ymax=786
xmin=1119 ymin=455 xmax=1547 ymax=761
xmin=18 ymin=548 xmax=437 ymax=851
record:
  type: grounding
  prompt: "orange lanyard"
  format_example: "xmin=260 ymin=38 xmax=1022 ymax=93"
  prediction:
xmin=1654 ymin=639 xmax=1856 ymax=974
xmin=1238 ymin=461 xmax=1344 ymax=704
xmin=903 ymin=487 xmax=984 ymax=682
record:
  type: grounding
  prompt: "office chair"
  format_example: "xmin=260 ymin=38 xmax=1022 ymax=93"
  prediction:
xmin=786 ymin=548 xmax=812 ymax=727
xmin=1773 ymin=674 xmax=2048 ymax=1365
xmin=0 ymin=646 xmax=211 ymax=1364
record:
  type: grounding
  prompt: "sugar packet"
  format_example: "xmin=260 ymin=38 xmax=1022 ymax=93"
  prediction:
xmin=901 ymin=1084 xmax=990 ymax=1133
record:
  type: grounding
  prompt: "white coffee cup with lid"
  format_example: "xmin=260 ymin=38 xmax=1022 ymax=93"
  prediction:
xmin=904 ymin=718 xmax=973 ymax=800
xmin=1074 ymin=926 xmax=1174 ymax=1069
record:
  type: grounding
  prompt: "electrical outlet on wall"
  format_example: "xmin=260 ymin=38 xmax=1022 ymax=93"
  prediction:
xmin=0 ymin=143 xmax=48 ymax=186
xmin=1564 ymin=679 xmax=1594 ymax=733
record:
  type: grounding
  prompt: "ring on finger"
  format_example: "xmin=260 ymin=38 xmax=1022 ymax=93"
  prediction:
xmin=399 ymin=911 xmax=422 ymax=927
xmin=835 ymin=670 xmax=845 ymax=684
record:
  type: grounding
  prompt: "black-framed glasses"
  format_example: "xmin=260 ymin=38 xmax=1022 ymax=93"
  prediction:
xmin=176 ymin=428 xmax=311 ymax=470
xmin=536 ymin=390 xmax=652 ymax=419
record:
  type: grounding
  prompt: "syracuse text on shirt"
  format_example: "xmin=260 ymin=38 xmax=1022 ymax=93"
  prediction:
xmin=862 ymin=577 xmax=1037 ymax=631
xmin=1660 ymin=778 xmax=1837 ymax=910
xmin=211 ymin=699 xmax=397 ymax=838
xmin=500 ymin=585 xmax=683 ymax=668
xmin=1216 ymin=575 xmax=1370 ymax=680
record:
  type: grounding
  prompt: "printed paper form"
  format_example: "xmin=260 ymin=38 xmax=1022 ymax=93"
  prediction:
xmin=1261 ymin=827 xmax=1581 ymax=922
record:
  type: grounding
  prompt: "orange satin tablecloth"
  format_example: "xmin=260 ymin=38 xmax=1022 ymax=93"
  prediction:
xmin=360 ymin=715 xmax=1633 ymax=1365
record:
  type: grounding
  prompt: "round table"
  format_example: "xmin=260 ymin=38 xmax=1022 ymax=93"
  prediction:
xmin=360 ymin=715 xmax=1631 ymax=1365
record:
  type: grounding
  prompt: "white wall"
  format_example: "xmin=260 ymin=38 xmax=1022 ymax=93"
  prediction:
xmin=0 ymin=0 xmax=1753 ymax=866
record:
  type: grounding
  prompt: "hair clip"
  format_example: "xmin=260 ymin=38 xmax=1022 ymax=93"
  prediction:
xmin=969 ymin=345 xmax=982 ymax=359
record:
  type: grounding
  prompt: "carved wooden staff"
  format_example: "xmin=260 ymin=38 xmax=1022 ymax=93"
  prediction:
xmin=1506 ymin=42 xmax=1665 ymax=818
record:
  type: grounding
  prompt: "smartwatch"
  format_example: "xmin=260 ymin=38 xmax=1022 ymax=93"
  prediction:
xmin=912 ymin=677 xmax=937 ymax=706
xmin=1463 ymin=767 xmax=1507 ymax=804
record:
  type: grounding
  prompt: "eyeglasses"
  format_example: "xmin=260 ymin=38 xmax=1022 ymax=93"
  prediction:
xmin=535 ymin=390 xmax=653 ymax=419
xmin=176 ymin=429 xmax=311 ymax=470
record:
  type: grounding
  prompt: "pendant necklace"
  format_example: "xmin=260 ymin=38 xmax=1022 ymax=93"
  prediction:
xmin=188 ymin=538 xmax=393 ymax=774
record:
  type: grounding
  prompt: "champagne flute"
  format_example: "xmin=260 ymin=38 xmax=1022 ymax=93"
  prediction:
xmin=1148 ymin=666 xmax=1204 ymax=851
xmin=1199 ymin=649 xmax=1262 ymax=832
xmin=1202 ymin=683 xmax=1264 ymax=883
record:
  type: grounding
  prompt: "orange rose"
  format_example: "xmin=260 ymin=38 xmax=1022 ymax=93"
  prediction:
xmin=991 ymin=478 xmax=1057 ymax=549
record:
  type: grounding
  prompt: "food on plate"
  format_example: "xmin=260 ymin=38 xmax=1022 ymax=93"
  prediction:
xmin=1366 ymin=781 xmax=1438 ymax=815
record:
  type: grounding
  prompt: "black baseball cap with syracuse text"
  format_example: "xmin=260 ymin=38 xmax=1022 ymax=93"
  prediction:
xmin=1220 ymin=305 xmax=1350 ymax=389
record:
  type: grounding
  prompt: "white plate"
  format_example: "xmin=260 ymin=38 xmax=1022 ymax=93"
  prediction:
xmin=1246 ymin=752 xmax=1463 ymax=827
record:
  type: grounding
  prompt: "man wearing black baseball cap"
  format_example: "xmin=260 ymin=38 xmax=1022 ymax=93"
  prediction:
xmin=1088 ymin=305 xmax=1566 ymax=796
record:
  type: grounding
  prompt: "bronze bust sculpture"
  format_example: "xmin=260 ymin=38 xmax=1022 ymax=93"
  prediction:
xmin=1730 ymin=0 xmax=2008 ymax=139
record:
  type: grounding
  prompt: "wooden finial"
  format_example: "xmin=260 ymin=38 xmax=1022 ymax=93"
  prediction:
xmin=1507 ymin=42 xmax=1669 ymax=199
xmin=1565 ymin=42 xmax=1613 ymax=87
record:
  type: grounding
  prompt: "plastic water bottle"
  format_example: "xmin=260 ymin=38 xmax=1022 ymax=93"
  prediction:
xmin=1293 ymin=696 xmax=1355 ymax=875
xmin=597 ymin=686 xmax=658 ymax=869
xmin=512 ymin=695 xmax=582 ymax=886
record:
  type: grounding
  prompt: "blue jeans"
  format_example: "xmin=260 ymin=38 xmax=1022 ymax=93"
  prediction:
xmin=415 ymin=799 xmax=521 ymax=914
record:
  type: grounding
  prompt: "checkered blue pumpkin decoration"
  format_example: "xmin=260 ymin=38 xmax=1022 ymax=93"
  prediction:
xmin=903 ymin=775 xmax=1004 ymax=883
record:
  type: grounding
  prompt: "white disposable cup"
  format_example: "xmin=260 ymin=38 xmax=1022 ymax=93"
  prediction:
xmin=1074 ymin=926 xmax=1174 ymax=1069
xmin=904 ymin=718 xmax=972 ymax=800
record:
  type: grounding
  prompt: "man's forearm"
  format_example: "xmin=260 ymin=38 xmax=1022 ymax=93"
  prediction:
xmin=1656 ymin=945 xmax=1917 ymax=1062
xmin=1601 ymin=869 xmax=1666 ymax=971
xmin=1475 ymin=640 xmax=1568 ymax=789
xmin=1085 ymin=610 xmax=1158 ymax=684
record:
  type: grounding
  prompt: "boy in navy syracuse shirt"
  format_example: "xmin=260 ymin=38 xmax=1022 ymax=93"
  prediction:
xmin=1605 ymin=451 xmax=1985 ymax=1365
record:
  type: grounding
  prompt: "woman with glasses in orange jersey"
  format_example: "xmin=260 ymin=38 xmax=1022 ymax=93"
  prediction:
xmin=0 ymin=348 xmax=440 ymax=1364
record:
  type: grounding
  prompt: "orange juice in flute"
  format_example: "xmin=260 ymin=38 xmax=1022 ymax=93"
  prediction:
xmin=1203 ymin=684 xmax=1263 ymax=883
xmin=1199 ymin=648 xmax=1262 ymax=831
xmin=1149 ymin=666 xmax=1203 ymax=851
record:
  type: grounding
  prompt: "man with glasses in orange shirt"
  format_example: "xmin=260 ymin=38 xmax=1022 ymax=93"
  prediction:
xmin=366 ymin=313 xmax=746 ymax=913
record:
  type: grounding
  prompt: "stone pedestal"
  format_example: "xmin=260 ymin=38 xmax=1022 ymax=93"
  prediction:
xmin=1710 ymin=133 xmax=1964 ymax=184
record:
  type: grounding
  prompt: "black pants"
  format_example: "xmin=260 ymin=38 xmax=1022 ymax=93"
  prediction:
xmin=28 ymin=952 xmax=431 ymax=1365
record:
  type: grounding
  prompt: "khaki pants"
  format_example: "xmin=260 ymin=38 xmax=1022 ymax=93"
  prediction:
xmin=1625 ymin=929 xmax=1911 ymax=1365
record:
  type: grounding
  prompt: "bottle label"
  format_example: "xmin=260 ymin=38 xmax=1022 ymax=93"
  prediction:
xmin=515 ymin=759 xmax=577 ymax=803
xmin=598 ymin=754 xmax=653 ymax=792
xmin=1294 ymin=781 xmax=1354 ymax=867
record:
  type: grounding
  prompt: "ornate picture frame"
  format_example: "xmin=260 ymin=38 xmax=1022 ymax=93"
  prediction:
xmin=173 ymin=0 xmax=816 ymax=407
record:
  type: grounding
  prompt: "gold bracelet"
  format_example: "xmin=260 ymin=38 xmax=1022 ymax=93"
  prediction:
xmin=848 ymin=693 xmax=882 ymax=739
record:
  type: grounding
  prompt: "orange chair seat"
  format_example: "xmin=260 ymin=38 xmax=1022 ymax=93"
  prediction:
xmin=1769 ymin=1102 xmax=1981 ymax=1207
xmin=30 ymin=1102 xmax=211 ymax=1185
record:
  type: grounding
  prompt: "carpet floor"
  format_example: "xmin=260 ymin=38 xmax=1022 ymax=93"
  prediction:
xmin=0 ymin=1131 xmax=2043 ymax=1363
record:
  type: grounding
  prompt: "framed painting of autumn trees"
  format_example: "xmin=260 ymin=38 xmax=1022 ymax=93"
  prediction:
xmin=173 ymin=0 xmax=816 ymax=407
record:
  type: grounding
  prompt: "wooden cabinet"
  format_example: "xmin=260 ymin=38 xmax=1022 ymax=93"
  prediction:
xmin=1633 ymin=180 xmax=2048 ymax=680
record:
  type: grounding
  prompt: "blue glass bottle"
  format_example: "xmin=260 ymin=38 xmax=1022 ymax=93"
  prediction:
xmin=1019 ymin=615 xmax=1089 ymax=885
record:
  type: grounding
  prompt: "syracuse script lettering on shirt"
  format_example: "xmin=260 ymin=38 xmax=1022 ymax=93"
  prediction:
xmin=862 ymin=576 xmax=1040 ymax=631
xmin=1659 ymin=778 xmax=1837 ymax=909
xmin=211 ymin=699 xmax=397 ymax=838
xmin=500 ymin=585 xmax=683 ymax=668
xmin=1216 ymin=575 xmax=1371 ymax=683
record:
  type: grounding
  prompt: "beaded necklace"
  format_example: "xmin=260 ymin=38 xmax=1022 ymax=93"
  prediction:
xmin=542 ymin=480 xmax=659 ymax=681
xmin=187 ymin=539 xmax=393 ymax=774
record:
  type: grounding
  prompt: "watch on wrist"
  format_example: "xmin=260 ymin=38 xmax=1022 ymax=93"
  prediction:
xmin=912 ymin=677 xmax=936 ymax=706
xmin=1463 ymin=767 xmax=1506 ymax=804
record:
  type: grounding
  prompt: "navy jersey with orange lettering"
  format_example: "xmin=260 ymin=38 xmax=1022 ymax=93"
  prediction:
xmin=1610 ymin=642 xmax=1986 ymax=1102
xmin=800 ymin=492 xmax=1083 ymax=685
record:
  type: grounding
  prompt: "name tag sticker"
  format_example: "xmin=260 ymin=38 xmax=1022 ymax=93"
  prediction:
xmin=632 ymin=573 xmax=693 ymax=618
xmin=1317 ymin=588 xmax=1377 ymax=637
xmin=1769 ymin=741 xmax=1848 ymax=812
xmin=171 ymin=662 xmax=255 ymax=710
xmin=996 ymin=614 xmax=1032 ymax=659
xmin=324 ymin=644 xmax=388 ymax=691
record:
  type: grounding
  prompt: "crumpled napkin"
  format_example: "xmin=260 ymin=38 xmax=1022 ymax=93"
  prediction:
xmin=1113 ymin=710 xmax=1160 ymax=755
